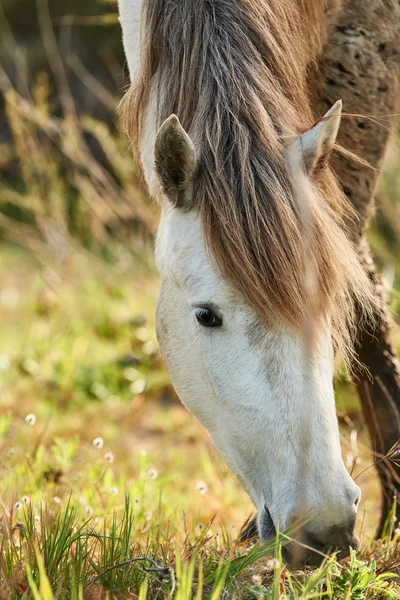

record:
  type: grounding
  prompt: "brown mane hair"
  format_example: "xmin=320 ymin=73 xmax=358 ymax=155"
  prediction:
xmin=121 ymin=0 xmax=373 ymax=361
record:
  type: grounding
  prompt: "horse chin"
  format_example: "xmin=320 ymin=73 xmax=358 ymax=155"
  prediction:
xmin=257 ymin=509 xmax=324 ymax=566
xmin=280 ymin=531 xmax=360 ymax=567
xmin=258 ymin=508 xmax=360 ymax=567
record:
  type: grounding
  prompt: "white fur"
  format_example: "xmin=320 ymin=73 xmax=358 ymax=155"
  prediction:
xmin=155 ymin=206 xmax=359 ymax=535
xmin=119 ymin=2 xmax=360 ymax=545
xmin=118 ymin=0 xmax=143 ymax=79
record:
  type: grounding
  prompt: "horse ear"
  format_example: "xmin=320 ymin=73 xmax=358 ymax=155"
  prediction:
xmin=295 ymin=100 xmax=342 ymax=174
xmin=154 ymin=115 xmax=197 ymax=207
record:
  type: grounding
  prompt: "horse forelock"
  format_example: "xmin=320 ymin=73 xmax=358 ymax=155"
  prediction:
xmin=121 ymin=0 xmax=373 ymax=364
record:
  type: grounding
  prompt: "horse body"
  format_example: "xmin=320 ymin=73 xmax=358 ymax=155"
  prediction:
xmin=118 ymin=0 xmax=374 ymax=562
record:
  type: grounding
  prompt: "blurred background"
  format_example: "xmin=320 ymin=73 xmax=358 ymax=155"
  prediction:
xmin=1 ymin=0 xmax=400 ymax=543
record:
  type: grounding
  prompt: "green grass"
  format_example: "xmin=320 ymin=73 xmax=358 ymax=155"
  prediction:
xmin=1 ymin=5 xmax=400 ymax=592
xmin=1 ymin=247 xmax=400 ymax=599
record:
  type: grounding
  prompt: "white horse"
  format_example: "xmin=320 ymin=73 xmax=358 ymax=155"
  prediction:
xmin=118 ymin=0 xmax=374 ymax=563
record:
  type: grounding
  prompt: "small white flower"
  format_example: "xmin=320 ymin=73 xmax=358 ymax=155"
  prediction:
xmin=85 ymin=506 xmax=93 ymax=516
xmin=0 ymin=355 xmax=10 ymax=372
xmin=394 ymin=528 xmax=400 ymax=537
xmin=93 ymin=437 xmax=104 ymax=449
xmin=25 ymin=414 xmax=36 ymax=426
xmin=91 ymin=383 xmax=108 ymax=400
xmin=123 ymin=367 xmax=140 ymax=382
xmin=346 ymin=452 xmax=354 ymax=468
xmin=22 ymin=496 xmax=30 ymax=504
xmin=142 ymin=341 xmax=155 ymax=355
xmin=53 ymin=496 xmax=61 ymax=505
xmin=265 ymin=558 xmax=280 ymax=571
xmin=130 ymin=379 xmax=147 ymax=395
xmin=147 ymin=468 xmax=158 ymax=480
xmin=34 ymin=516 xmax=40 ymax=523
xmin=136 ymin=327 xmax=149 ymax=342
xmin=109 ymin=487 xmax=119 ymax=495
xmin=251 ymin=575 xmax=262 ymax=586
xmin=196 ymin=481 xmax=208 ymax=495
xmin=104 ymin=452 xmax=114 ymax=464
xmin=15 ymin=501 xmax=22 ymax=511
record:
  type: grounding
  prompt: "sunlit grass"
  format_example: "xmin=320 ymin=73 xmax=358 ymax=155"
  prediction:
xmin=0 ymin=248 xmax=400 ymax=598
xmin=1 ymin=0 xmax=400 ymax=592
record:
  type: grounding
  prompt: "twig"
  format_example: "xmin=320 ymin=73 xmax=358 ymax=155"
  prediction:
xmin=87 ymin=556 xmax=175 ymax=595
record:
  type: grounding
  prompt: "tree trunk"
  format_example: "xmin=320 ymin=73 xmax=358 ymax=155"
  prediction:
xmin=354 ymin=240 xmax=400 ymax=534
xmin=310 ymin=0 xmax=400 ymax=534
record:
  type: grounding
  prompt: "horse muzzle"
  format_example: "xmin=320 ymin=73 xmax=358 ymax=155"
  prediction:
xmin=258 ymin=507 xmax=360 ymax=566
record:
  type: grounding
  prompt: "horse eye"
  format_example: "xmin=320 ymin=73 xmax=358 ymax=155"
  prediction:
xmin=195 ymin=307 xmax=222 ymax=328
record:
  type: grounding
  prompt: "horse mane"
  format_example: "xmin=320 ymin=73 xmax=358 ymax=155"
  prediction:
xmin=121 ymin=0 xmax=373 ymax=362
